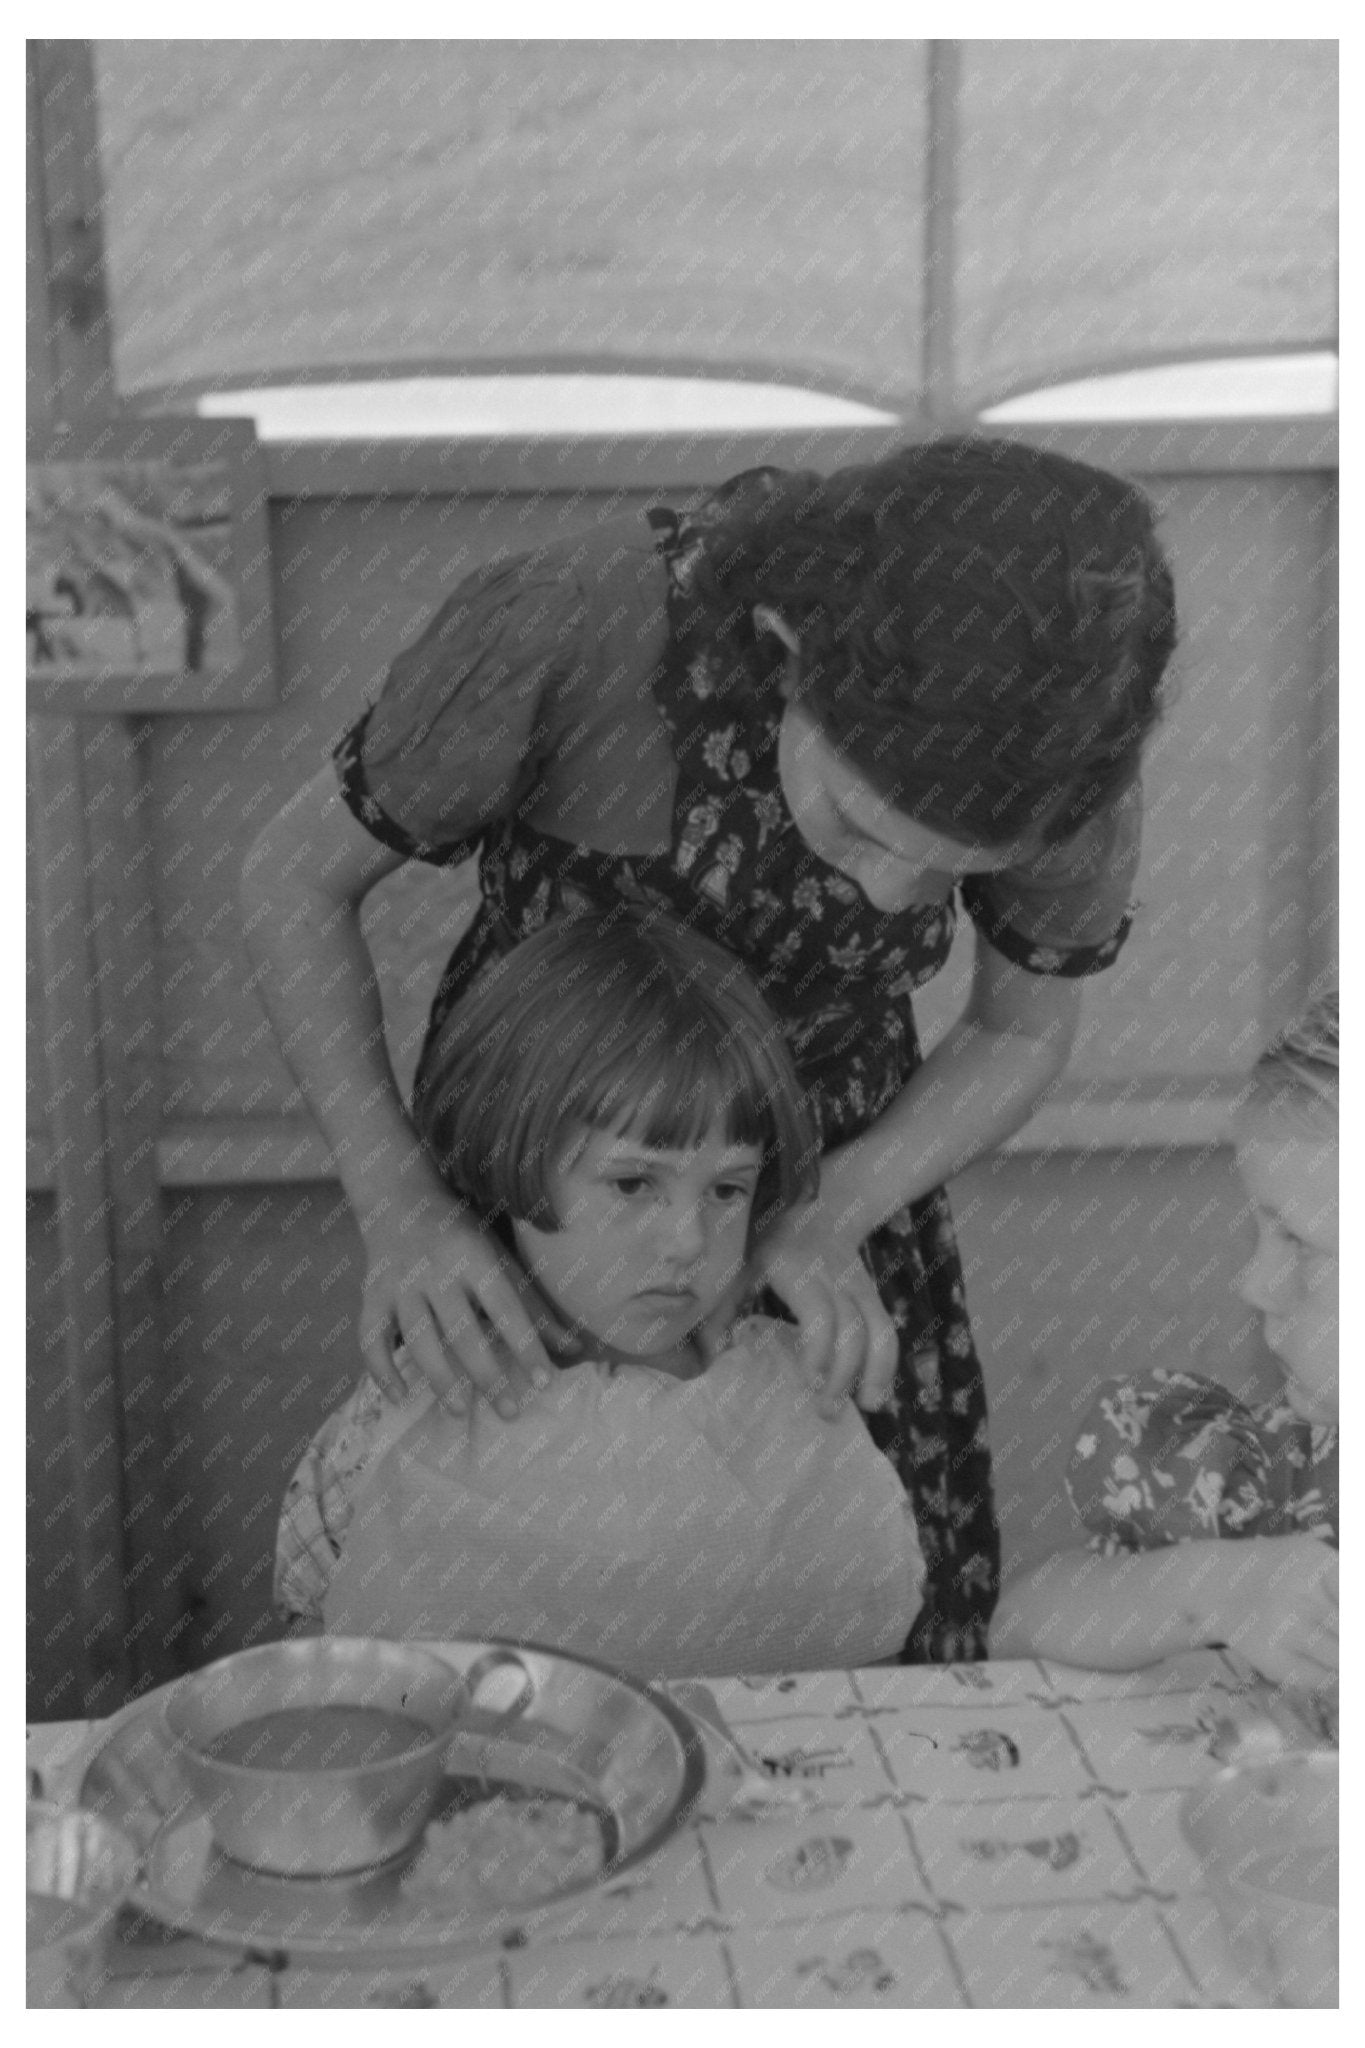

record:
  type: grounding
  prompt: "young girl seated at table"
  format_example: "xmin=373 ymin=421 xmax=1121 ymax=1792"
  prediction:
xmin=992 ymin=990 xmax=1338 ymax=1686
xmin=275 ymin=905 xmax=924 ymax=1677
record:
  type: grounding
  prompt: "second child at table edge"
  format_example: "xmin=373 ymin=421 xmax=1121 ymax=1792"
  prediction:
xmin=992 ymin=990 xmax=1338 ymax=1690
xmin=243 ymin=435 xmax=1179 ymax=1661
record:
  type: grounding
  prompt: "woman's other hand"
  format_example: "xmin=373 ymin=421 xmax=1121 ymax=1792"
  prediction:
xmin=359 ymin=1188 xmax=563 ymax=1418
xmin=750 ymin=1199 xmax=898 ymax=1420
xmin=1212 ymin=1532 xmax=1338 ymax=1689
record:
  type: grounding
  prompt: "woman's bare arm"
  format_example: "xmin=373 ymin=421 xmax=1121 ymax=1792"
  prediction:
xmin=241 ymin=765 xmax=556 ymax=1407
xmin=241 ymin=764 xmax=426 ymax=1225
xmin=826 ymin=939 xmax=1080 ymax=1242
xmin=755 ymin=940 xmax=1079 ymax=1414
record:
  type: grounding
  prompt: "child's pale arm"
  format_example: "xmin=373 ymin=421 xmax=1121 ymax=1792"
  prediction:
xmin=991 ymin=1531 xmax=1337 ymax=1684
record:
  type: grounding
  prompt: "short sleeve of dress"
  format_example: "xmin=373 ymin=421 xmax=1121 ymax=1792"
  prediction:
xmin=1066 ymin=1366 xmax=1339 ymax=1553
xmin=959 ymin=779 xmax=1142 ymax=977
xmin=333 ymin=552 xmax=587 ymax=865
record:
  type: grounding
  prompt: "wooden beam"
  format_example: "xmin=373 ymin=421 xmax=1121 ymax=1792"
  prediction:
xmin=25 ymin=1081 xmax=1253 ymax=1197
xmin=27 ymin=40 xmax=116 ymax=430
xmin=29 ymin=720 xmax=137 ymax=1711
xmin=922 ymin=41 xmax=962 ymax=424
xmin=253 ymin=418 xmax=1338 ymax=500
xmin=1304 ymin=491 xmax=1339 ymax=995
xmin=28 ymin=40 xmax=183 ymax=1710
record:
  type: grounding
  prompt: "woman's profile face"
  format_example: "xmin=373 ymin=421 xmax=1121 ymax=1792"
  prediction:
xmin=777 ymin=696 xmax=1018 ymax=912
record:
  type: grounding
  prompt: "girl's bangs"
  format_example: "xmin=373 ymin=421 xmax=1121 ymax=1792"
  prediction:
xmin=577 ymin=1016 xmax=772 ymax=1155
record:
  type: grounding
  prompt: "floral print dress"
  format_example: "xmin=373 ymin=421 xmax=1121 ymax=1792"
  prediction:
xmin=327 ymin=472 xmax=1138 ymax=1661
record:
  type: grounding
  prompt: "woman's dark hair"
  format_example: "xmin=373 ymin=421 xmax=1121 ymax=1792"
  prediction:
xmin=678 ymin=435 xmax=1178 ymax=848
xmin=412 ymin=904 xmax=820 ymax=1244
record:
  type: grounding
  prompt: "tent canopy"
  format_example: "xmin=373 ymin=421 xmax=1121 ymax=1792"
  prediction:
xmin=91 ymin=39 xmax=1337 ymax=419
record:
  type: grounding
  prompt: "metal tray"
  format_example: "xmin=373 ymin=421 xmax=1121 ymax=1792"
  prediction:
xmin=78 ymin=1638 xmax=705 ymax=1960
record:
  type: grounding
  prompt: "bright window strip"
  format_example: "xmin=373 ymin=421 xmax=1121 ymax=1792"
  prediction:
xmin=193 ymin=373 xmax=901 ymax=438
xmin=979 ymin=352 xmax=1338 ymax=422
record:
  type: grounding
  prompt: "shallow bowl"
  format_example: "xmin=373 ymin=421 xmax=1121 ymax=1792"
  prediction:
xmin=83 ymin=1637 xmax=707 ymax=1955
xmin=163 ymin=1638 xmax=468 ymax=1877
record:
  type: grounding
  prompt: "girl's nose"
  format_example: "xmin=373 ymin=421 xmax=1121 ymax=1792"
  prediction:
xmin=663 ymin=1194 xmax=708 ymax=1265
xmin=1233 ymin=1254 xmax=1266 ymax=1315
xmin=1234 ymin=1230 xmax=1287 ymax=1316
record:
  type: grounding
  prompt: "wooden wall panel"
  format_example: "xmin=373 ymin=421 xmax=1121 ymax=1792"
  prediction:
xmin=1016 ymin=473 xmax=1334 ymax=1093
xmin=149 ymin=488 xmax=656 ymax=1126
xmin=25 ymin=431 xmax=1337 ymax=1708
xmin=26 ymin=1192 xmax=89 ymax=1721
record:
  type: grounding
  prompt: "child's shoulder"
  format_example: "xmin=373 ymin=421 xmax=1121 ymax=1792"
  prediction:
xmin=1072 ymin=1364 xmax=1304 ymax=1456
xmin=1072 ymin=1365 xmax=1237 ymax=1451
xmin=1067 ymin=1364 xmax=1337 ymax=1549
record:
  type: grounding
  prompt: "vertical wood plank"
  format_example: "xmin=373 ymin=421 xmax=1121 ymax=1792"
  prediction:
xmin=922 ymin=40 xmax=960 ymax=423
xmin=87 ymin=722 xmax=188 ymax=1691
xmin=28 ymin=39 xmax=183 ymax=1709
xmin=29 ymin=720 xmax=136 ymax=1711
xmin=28 ymin=39 xmax=115 ymax=427
xmin=1305 ymin=490 xmax=1338 ymax=994
xmin=26 ymin=48 xmax=57 ymax=426
xmin=1257 ymin=478 xmax=1338 ymax=1029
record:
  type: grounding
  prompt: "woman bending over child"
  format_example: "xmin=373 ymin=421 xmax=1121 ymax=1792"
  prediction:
xmin=275 ymin=907 xmax=925 ymax=1678
xmin=992 ymin=991 xmax=1338 ymax=1686
xmin=247 ymin=437 xmax=1180 ymax=1661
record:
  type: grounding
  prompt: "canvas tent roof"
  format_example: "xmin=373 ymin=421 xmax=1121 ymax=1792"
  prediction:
xmin=90 ymin=39 xmax=1336 ymax=421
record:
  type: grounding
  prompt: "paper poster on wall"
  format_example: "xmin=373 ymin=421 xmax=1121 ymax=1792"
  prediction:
xmin=26 ymin=415 xmax=275 ymax=713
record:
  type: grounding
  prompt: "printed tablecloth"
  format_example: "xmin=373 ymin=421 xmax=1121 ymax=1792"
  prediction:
xmin=28 ymin=1650 xmax=1301 ymax=2008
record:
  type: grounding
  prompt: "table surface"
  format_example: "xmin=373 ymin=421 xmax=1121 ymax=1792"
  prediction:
xmin=30 ymin=1650 xmax=1300 ymax=2009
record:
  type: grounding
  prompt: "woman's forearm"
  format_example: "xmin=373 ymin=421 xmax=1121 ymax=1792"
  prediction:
xmin=823 ymin=1010 xmax=1068 ymax=1236
xmin=240 ymin=845 xmax=448 ymax=1233
xmin=990 ymin=1545 xmax=1236 ymax=1668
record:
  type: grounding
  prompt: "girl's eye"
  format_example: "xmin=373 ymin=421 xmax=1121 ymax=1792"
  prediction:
xmin=608 ymin=1176 xmax=652 ymax=1197
xmin=712 ymin=1181 xmax=752 ymax=1203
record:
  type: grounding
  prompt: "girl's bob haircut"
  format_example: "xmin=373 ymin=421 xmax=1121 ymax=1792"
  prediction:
xmin=412 ymin=904 xmax=820 ymax=1239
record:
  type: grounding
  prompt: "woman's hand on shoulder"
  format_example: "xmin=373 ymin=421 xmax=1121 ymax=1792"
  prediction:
xmin=748 ymin=1200 xmax=898 ymax=1420
xmin=359 ymin=1187 xmax=564 ymax=1418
